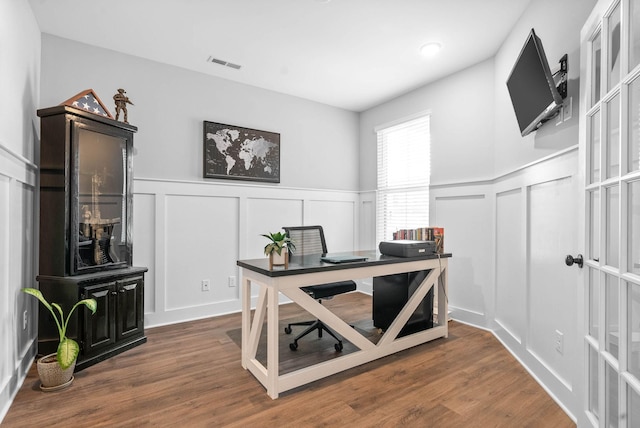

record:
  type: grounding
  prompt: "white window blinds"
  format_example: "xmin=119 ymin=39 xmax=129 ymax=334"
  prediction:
xmin=376 ymin=114 xmax=431 ymax=243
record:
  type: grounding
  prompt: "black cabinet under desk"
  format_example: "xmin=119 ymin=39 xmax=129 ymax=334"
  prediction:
xmin=373 ymin=270 xmax=434 ymax=336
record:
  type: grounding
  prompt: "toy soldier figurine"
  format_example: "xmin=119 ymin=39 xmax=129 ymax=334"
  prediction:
xmin=113 ymin=88 xmax=134 ymax=123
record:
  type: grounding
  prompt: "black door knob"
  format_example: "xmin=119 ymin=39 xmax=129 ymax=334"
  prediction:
xmin=565 ymin=254 xmax=584 ymax=268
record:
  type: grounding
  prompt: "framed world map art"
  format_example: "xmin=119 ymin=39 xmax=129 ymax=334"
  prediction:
xmin=203 ymin=121 xmax=280 ymax=183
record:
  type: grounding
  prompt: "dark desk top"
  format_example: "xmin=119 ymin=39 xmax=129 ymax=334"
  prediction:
xmin=237 ymin=250 xmax=451 ymax=277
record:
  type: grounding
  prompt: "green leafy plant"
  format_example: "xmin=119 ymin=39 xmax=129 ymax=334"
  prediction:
xmin=261 ymin=231 xmax=296 ymax=256
xmin=22 ymin=288 xmax=97 ymax=369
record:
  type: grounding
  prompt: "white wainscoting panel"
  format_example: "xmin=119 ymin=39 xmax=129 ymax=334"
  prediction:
xmin=0 ymin=175 xmax=9 ymax=395
xmin=165 ymin=194 xmax=240 ymax=310
xmin=433 ymin=148 xmax=580 ymax=418
xmin=433 ymin=194 xmax=492 ymax=324
xmin=0 ymin=145 xmax=38 ymax=423
xmin=13 ymin=183 xmax=37 ymax=353
xmin=528 ymin=176 xmax=577 ymax=390
xmin=133 ymin=193 xmax=156 ymax=313
xmin=133 ymin=178 xmax=359 ymax=327
xmin=495 ymin=188 xmax=525 ymax=344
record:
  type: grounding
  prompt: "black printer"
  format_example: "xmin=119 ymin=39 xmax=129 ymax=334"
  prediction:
xmin=378 ymin=240 xmax=437 ymax=257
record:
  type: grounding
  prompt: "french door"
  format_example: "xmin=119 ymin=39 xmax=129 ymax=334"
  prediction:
xmin=581 ymin=0 xmax=640 ymax=426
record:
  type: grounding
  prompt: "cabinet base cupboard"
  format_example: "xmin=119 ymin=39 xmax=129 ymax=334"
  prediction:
xmin=37 ymin=267 xmax=147 ymax=370
xmin=36 ymin=105 xmax=146 ymax=371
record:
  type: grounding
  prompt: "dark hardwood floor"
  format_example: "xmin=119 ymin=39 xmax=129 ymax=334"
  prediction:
xmin=3 ymin=293 xmax=574 ymax=427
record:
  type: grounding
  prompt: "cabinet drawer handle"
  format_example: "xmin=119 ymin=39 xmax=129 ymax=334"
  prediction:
xmin=111 ymin=291 xmax=118 ymax=296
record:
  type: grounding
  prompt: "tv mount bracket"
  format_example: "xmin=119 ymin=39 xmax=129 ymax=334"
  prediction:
xmin=555 ymin=54 xmax=568 ymax=99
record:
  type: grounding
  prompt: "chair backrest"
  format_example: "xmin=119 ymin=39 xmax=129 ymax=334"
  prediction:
xmin=282 ymin=226 xmax=328 ymax=256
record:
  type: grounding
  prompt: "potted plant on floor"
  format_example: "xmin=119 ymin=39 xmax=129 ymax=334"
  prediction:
xmin=261 ymin=231 xmax=296 ymax=269
xmin=22 ymin=287 xmax=97 ymax=390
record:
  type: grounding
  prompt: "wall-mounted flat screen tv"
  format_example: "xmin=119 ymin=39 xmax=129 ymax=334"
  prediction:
xmin=506 ymin=28 xmax=563 ymax=137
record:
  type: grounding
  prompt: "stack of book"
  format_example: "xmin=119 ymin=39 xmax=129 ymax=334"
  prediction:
xmin=393 ymin=227 xmax=444 ymax=254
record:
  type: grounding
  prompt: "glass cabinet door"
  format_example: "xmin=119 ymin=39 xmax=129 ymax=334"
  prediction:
xmin=74 ymin=125 xmax=131 ymax=272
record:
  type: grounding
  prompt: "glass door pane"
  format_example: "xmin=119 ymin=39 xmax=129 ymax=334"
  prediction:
xmin=606 ymin=185 xmax=620 ymax=268
xmin=590 ymin=190 xmax=601 ymax=260
xmin=632 ymin=0 xmax=640 ymax=69
xmin=607 ymin=94 xmax=621 ymax=178
xmin=628 ymin=385 xmax=640 ymax=427
xmin=606 ymin=363 xmax=619 ymax=427
xmin=609 ymin=3 xmax=622 ymax=91
xmin=629 ymin=77 xmax=640 ymax=171
xmin=591 ymin=268 xmax=601 ymax=338
xmin=589 ymin=345 xmax=600 ymax=419
xmin=591 ymin=110 xmax=602 ymax=184
xmin=631 ymin=181 xmax=640 ymax=275
xmin=606 ymin=274 xmax=620 ymax=359
xmin=594 ymin=31 xmax=603 ymax=107
xmin=630 ymin=281 xmax=640 ymax=379
xmin=632 ymin=130 xmax=640 ymax=172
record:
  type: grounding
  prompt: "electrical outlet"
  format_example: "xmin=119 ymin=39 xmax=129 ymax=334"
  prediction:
xmin=555 ymin=330 xmax=564 ymax=355
xmin=228 ymin=276 xmax=237 ymax=287
xmin=23 ymin=310 xmax=28 ymax=330
xmin=201 ymin=279 xmax=210 ymax=292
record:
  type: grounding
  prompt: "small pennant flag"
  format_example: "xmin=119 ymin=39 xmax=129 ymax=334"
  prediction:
xmin=59 ymin=89 xmax=113 ymax=119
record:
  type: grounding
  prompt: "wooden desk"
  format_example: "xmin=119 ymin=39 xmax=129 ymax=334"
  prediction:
xmin=237 ymin=251 xmax=450 ymax=399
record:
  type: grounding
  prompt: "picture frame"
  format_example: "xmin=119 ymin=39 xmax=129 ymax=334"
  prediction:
xmin=203 ymin=121 xmax=280 ymax=183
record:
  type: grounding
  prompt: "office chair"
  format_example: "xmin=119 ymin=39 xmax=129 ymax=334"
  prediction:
xmin=283 ymin=226 xmax=356 ymax=352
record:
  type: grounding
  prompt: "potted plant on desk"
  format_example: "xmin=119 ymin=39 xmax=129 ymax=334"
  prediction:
xmin=22 ymin=288 xmax=97 ymax=391
xmin=261 ymin=231 xmax=296 ymax=269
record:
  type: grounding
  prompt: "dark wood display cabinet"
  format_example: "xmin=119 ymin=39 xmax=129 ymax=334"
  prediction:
xmin=36 ymin=105 xmax=147 ymax=370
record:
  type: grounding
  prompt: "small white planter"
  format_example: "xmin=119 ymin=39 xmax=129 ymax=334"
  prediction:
xmin=269 ymin=251 xmax=289 ymax=269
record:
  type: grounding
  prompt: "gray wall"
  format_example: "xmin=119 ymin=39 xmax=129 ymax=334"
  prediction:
xmin=359 ymin=58 xmax=496 ymax=189
xmin=360 ymin=0 xmax=593 ymax=188
xmin=40 ymin=35 xmax=360 ymax=191
xmin=492 ymin=0 xmax=590 ymax=174
xmin=0 ymin=0 xmax=40 ymax=421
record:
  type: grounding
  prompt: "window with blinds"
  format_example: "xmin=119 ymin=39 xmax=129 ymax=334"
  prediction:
xmin=376 ymin=114 xmax=431 ymax=244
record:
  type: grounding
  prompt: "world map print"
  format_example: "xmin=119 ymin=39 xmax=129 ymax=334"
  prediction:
xmin=203 ymin=121 xmax=280 ymax=183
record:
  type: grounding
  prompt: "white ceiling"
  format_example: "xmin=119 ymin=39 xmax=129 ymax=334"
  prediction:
xmin=28 ymin=0 xmax=530 ymax=112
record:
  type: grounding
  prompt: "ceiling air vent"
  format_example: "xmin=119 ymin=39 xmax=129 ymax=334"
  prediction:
xmin=207 ymin=56 xmax=242 ymax=70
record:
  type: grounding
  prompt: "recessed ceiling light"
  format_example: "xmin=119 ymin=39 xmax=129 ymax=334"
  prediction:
xmin=420 ymin=42 xmax=442 ymax=57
